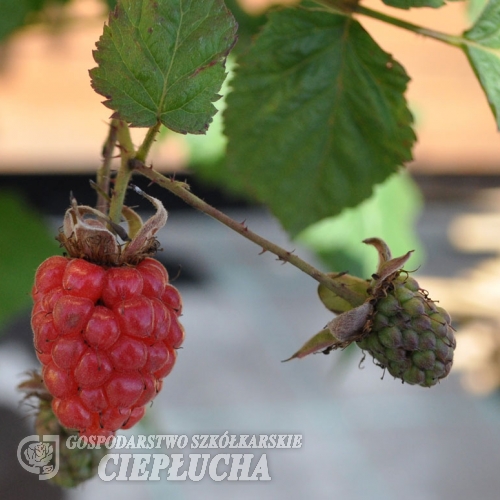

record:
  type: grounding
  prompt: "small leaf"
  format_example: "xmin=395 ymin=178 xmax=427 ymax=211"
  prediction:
xmin=463 ymin=0 xmax=500 ymax=128
xmin=318 ymin=273 xmax=369 ymax=314
xmin=224 ymin=8 xmax=415 ymax=235
xmin=90 ymin=0 xmax=238 ymax=134
xmin=282 ymin=329 xmax=337 ymax=361
xmin=122 ymin=186 xmax=168 ymax=261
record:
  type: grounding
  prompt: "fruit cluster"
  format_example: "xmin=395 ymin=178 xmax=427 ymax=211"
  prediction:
xmin=357 ymin=272 xmax=455 ymax=387
xmin=288 ymin=238 xmax=456 ymax=388
xmin=31 ymin=255 xmax=184 ymax=439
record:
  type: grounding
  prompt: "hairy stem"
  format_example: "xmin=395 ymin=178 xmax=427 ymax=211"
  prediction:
xmin=136 ymin=122 xmax=161 ymax=163
xmin=96 ymin=120 xmax=118 ymax=214
xmin=134 ymin=163 xmax=362 ymax=303
xmin=356 ymin=5 xmax=462 ymax=46
xmin=108 ymin=121 xmax=135 ymax=224
xmin=108 ymin=121 xmax=164 ymax=224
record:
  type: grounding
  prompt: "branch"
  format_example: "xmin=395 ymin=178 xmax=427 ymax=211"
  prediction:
xmin=133 ymin=162 xmax=363 ymax=304
xmin=96 ymin=120 xmax=118 ymax=214
xmin=315 ymin=0 xmax=463 ymax=47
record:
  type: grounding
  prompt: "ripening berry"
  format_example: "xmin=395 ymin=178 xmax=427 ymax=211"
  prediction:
xmin=32 ymin=256 xmax=184 ymax=437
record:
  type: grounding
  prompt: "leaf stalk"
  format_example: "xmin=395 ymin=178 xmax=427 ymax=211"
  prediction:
xmin=315 ymin=0 xmax=463 ymax=47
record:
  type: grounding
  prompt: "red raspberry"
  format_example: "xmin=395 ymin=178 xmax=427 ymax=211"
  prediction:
xmin=32 ymin=256 xmax=184 ymax=438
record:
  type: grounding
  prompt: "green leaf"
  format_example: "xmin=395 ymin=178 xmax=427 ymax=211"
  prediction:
xmin=297 ymin=172 xmax=423 ymax=278
xmin=224 ymin=8 xmax=415 ymax=236
xmin=463 ymin=0 xmax=500 ymax=128
xmin=90 ymin=0 xmax=238 ymax=134
xmin=0 ymin=191 xmax=60 ymax=331
xmin=224 ymin=0 xmax=267 ymax=52
xmin=0 ymin=0 xmax=73 ymax=41
xmin=382 ymin=0 xmax=465 ymax=8
xmin=103 ymin=0 xmax=118 ymax=10
xmin=467 ymin=0 xmax=488 ymax=22
xmin=0 ymin=0 xmax=30 ymax=41
xmin=381 ymin=0 xmax=446 ymax=9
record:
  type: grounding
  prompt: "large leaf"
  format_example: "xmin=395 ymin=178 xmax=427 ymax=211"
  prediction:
xmin=0 ymin=0 xmax=72 ymax=42
xmin=224 ymin=8 xmax=415 ymax=236
xmin=467 ymin=0 xmax=488 ymax=22
xmin=463 ymin=0 xmax=500 ymax=128
xmin=297 ymin=172 xmax=423 ymax=278
xmin=103 ymin=0 xmax=118 ymax=10
xmin=90 ymin=0 xmax=238 ymax=134
xmin=0 ymin=0 xmax=30 ymax=41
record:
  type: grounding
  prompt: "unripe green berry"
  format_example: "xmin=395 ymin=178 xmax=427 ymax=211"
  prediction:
xmin=357 ymin=271 xmax=455 ymax=388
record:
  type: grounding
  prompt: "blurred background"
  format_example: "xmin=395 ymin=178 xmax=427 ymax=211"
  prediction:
xmin=1 ymin=0 xmax=500 ymax=499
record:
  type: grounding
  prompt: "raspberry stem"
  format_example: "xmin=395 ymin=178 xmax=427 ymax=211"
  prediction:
xmin=96 ymin=120 xmax=118 ymax=214
xmin=106 ymin=121 xmax=360 ymax=302
xmin=136 ymin=122 xmax=161 ymax=163
xmin=107 ymin=121 xmax=162 ymax=226
xmin=108 ymin=120 xmax=136 ymax=224
xmin=314 ymin=0 xmax=463 ymax=47
xmin=133 ymin=162 xmax=361 ymax=303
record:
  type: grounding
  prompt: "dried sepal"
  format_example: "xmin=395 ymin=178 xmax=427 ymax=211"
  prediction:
xmin=59 ymin=200 xmax=121 ymax=264
xmin=374 ymin=250 xmax=413 ymax=286
xmin=58 ymin=189 xmax=168 ymax=266
xmin=121 ymin=186 xmax=168 ymax=264
xmin=363 ymin=237 xmax=392 ymax=266
xmin=363 ymin=238 xmax=413 ymax=289
xmin=283 ymin=302 xmax=373 ymax=361
xmin=326 ymin=302 xmax=372 ymax=342
xmin=282 ymin=329 xmax=339 ymax=361
xmin=18 ymin=370 xmax=51 ymax=402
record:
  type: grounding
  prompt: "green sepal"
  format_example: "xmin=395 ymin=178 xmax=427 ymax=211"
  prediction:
xmin=282 ymin=329 xmax=338 ymax=361
xmin=318 ymin=273 xmax=369 ymax=314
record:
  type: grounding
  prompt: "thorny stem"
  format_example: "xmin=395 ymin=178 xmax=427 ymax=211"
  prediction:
xmin=315 ymin=0 xmax=463 ymax=47
xmin=136 ymin=122 xmax=161 ymax=163
xmin=133 ymin=162 xmax=363 ymax=304
xmin=96 ymin=120 xmax=118 ymax=214
xmin=108 ymin=120 xmax=135 ymax=224
xmin=108 ymin=121 xmax=162 ymax=225
xmin=107 ymin=121 xmax=362 ymax=302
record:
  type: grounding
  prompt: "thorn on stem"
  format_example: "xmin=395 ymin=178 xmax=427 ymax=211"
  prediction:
xmin=331 ymin=271 xmax=348 ymax=279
